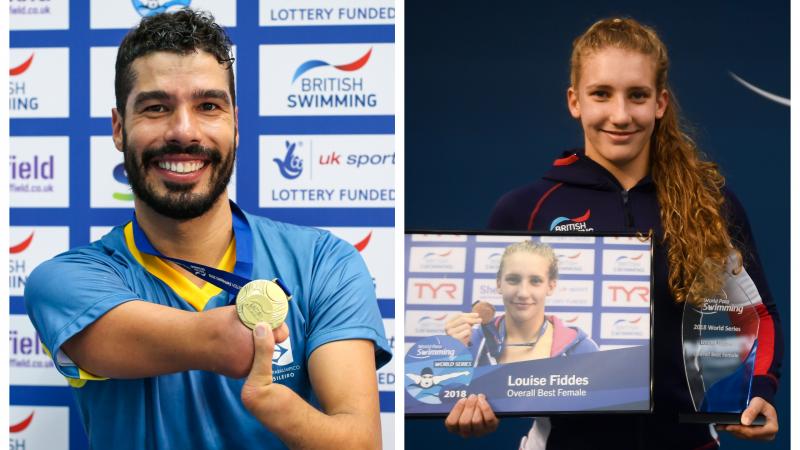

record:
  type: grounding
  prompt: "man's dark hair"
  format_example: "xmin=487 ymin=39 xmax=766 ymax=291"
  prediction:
xmin=114 ymin=9 xmax=235 ymax=116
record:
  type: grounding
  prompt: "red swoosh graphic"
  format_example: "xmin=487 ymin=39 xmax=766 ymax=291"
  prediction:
xmin=567 ymin=252 xmax=581 ymax=259
xmin=335 ymin=48 xmax=372 ymax=71
xmin=571 ymin=209 xmax=591 ymax=223
xmin=353 ymin=231 xmax=373 ymax=252
xmin=10 ymin=232 xmax=34 ymax=254
xmin=564 ymin=316 xmax=578 ymax=323
xmin=10 ymin=412 xmax=34 ymax=433
xmin=439 ymin=250 xmax=452 ymax=257
xmin=629 ymin=317 xmax=642 ymax=324
xmin=630 ymin=254 xmax=643 ymax=261
xmin=10 ymin=54 xmax=34 ymax=76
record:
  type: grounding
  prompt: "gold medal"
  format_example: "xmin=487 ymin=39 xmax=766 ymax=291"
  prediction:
xmin=236 ymin=279 xmax=291 ymax=330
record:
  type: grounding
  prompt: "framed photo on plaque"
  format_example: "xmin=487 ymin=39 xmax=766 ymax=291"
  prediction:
xmin=404 ymin=231 xmax=653 ymax=417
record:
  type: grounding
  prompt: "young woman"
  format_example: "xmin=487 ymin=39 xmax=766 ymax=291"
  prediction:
xmin=445 ymin=240 xmax=597 ymax=366
xmin=445 ymin=17 xmax=782 ymax=448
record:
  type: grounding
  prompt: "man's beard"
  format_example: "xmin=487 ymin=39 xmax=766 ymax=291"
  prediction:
xmin=123 ymin=131 xmax=235 ymax=220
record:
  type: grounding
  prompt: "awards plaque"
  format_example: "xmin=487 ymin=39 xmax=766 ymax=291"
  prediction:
xmin=680 ymin=258 xmax=766 ymax=425
xmin=405 ymin=231 xmax=653 ymax=417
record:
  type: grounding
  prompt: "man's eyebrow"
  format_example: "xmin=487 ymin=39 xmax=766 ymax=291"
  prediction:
xmin=133 ymin=90 xmax=171 ymax=108
xmin=193 ymin=89 xmax=231 ymax=105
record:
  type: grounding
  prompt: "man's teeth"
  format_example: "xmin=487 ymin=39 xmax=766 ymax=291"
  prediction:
xmin=157 ymin=161 xmax=204 ymax=173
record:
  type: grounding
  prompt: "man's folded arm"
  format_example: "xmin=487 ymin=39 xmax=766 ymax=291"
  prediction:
xmin=61 ymin=301 xmax=256 ymax=379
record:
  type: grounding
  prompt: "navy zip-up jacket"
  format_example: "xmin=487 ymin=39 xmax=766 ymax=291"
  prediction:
xmin=489 ymin=150 xmax=783 ymax=449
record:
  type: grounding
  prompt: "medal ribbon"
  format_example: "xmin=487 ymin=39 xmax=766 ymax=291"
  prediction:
xmin=131 ymin=202 xmax=292 ymax=299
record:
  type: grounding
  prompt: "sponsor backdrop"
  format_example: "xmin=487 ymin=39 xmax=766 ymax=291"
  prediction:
xmin=9 ymin=1 xmax=395 ymax=449
xmin=405 ymin=1 xmax=789 ymax=449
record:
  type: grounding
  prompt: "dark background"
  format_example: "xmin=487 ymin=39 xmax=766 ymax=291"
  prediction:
xmin=404 ymin=1 xmax=790 ymax=449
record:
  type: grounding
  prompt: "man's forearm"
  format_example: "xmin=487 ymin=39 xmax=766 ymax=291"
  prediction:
xmin=243 ymin=382 xmax=381 ymax=449
xmin=61 ymin=300 xmax=253 ymax=378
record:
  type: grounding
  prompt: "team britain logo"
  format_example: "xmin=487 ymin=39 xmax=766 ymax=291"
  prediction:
xmin=549 ymin=209 xmax=594 ymax=232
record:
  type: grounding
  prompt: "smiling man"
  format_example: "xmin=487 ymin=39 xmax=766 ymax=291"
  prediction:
xmin=24 ymin=10 xmax=390 ymax=450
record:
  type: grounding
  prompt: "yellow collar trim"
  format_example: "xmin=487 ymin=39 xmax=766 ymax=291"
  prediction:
xmin=123 ymin=222 xmax=236 ymax=311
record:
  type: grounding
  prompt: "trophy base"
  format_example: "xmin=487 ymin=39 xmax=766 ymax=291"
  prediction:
xmin=679 ymin=413 xmax=766 ymax=426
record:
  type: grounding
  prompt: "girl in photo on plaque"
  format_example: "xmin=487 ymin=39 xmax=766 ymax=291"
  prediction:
xmin=444 ymin=240 xmax=598 ymax=366
xmin=443 ymin=17 xmax=782 ymax=449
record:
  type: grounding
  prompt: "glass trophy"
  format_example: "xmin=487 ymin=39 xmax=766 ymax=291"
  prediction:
xmin=680 ymin=258 xmax=765 ymax=425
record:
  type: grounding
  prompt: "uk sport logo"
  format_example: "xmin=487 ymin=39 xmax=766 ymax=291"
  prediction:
xmin=550 ymin=209 xmax=594 ymax=232
xmin=292 ymin=48 xmax=372 ymax=83
xmin=273 ymin=141 xmax=303 ymax=179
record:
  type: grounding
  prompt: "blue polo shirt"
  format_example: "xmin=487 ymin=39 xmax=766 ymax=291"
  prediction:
xmin=25 ymin=204 xmax=391 ymax=450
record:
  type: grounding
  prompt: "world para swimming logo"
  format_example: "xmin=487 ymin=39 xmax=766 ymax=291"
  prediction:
xmin=550 ymin=209 xmax=593 ymax=232
xmin=273 ymin=141 xmax=303 ymax=179
xmin=132 ymin=0 xmax=191 ymax=17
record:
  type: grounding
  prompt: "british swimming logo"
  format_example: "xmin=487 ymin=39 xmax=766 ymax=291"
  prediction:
xmin=261 ymin=43 xmax=393 ymax=116
xmin=10 ymin=232 xmax=34 ymax=255
xmin=292 ymin=48 xmax=372 ymax=83
xmin=354 ymin=231 xmax=373 ymax=252
xmin=555 ymin=250 xmax=595 ymax=275
xmin=473 ymin=247 xmax=503 ymax=273
xmin=10 ymin=48 xmax=69 ymax=117
xmin=10 ymin=406 xmax=69 ymax=449
xmin=273 ymin=141 xmax=304 ymax=179
xmin=550 ymin=209 xmax=594 ymax=232
xmin=405 ymin=310 xmax=452 ymax=337
xmin=10 ymin=232 xmax=34 ymax=293
xmin=132 ymin=0 xmax=191 ymax=17
xmin=9 ymin=53 xmax=38 ymax=112
xmin=10 ymin=412 xmax=33 ymax=433
xmin=601 ymin=313 xmax=649 ymax=340
xmin=10 ymin=227 xmax=70 ymax=296
xmin=10 ymin=54 xmax=34 ymax=76
xmin=603 ymin=250 xmax=649 ymax=275
xmin=112 ymin=163 xmax=134 ymax=201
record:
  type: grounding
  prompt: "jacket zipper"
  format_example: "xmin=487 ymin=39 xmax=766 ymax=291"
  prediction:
xmin=621 ymin=190 xmax=634 ymax=229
